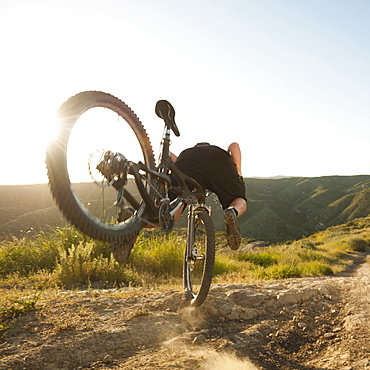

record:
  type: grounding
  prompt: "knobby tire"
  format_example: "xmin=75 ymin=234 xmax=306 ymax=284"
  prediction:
xmin=45 ymin=91 xmax=156 ymax=243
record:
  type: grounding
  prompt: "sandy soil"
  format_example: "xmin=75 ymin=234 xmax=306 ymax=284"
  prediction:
xmin=1 ymin=254 xmax=370 ymax=370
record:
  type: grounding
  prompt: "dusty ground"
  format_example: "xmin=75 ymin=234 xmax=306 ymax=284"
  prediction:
xmin=1 ymin=254 xmax=370 ymax=370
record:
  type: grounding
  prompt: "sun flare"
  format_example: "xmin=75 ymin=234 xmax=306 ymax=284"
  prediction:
xmin=66 ymin=108 xmax=146 ymax=184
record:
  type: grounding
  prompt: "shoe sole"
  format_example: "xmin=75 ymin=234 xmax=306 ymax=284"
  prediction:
xmin=111 ymin=242 xmax=133 ymax=264
xmin=224 ymin=210 xmax=241 ymax=250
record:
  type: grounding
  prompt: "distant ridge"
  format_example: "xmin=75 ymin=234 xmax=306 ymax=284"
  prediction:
xmin=1 ymin=175 xmax=369 ymax=242
xmin=211 ymin=175 xmax=370 ymax=241
xmin=251 ymin=175 xmax=295 ymax=179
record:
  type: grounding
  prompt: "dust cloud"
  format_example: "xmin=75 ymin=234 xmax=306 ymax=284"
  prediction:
xmin=200 ymin=350 xmax=259 ymax=370
xmin=171 ymin=306 xmax=259 ymax=369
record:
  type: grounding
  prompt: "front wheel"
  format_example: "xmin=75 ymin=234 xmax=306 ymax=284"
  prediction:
xmin=46 ymin=91 xmax=156 ymax=243
xmin=183 ymin=209 xmax=215 ymax=307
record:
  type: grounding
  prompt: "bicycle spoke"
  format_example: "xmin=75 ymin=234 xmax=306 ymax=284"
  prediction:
xmin=66 ymin=107 xmax=146 ymax=226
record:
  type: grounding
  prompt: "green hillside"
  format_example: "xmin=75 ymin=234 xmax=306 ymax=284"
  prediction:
xmin=1 ymin=175 xmax=369 ymax=242
xmin=237 ymin=175 xmax=370 ymax=241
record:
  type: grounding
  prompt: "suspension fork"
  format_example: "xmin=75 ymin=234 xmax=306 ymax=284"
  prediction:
xmin=186 ymin=205 xmax=196 ymax=262
xmin=185 ymin=204 xmax=212 ymax=261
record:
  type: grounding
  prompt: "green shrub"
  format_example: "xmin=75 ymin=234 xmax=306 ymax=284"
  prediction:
xmin=296 ymin=240 xmax=317 ymax=250
xmin=213 ymin=257 xmax=240 ymax=276
xmin=0 ymin=236 xmax=58 ymax=277
xmin=299 ymin=261 xmax=333 ymax=276
xmin=238 ymin=251 xmax=277 ymax=267
xmin=296 ymin=249 xmax=329 ymax=263
xmin=129 ymin=232 xmax=184 ymax=279
xmin=54 ymin=241 xmax=131 ymax=288
xmin=254 ymin=264 xmax=301 ymax=280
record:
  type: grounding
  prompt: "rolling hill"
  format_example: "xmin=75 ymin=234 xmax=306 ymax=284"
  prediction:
xmin=0 ymin=175 xmax=369 ymax=242
xmin=210 ymin=175 xmax=370 ymax=241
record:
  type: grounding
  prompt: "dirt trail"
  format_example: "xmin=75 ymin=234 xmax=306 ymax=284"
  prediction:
xmin=1 ymin=254 xmax=370 ymax=369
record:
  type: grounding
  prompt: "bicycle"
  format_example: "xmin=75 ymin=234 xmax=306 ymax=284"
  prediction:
xmin=46 ymin=91 xmax=215 ymax=307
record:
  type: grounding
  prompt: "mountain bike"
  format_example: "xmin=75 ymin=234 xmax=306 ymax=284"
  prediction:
xmin=46 ymin=91 xmax=215 ymax=307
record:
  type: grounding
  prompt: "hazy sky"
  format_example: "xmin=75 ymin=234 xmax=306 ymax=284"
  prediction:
xmin=0 ymin=0 xmax=369 ymax=185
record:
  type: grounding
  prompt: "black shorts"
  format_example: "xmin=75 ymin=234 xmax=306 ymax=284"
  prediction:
xmin=173 ymin=145 xmax=246 ymax=209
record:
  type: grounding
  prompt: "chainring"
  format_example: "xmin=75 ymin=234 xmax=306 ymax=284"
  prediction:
xmin=159 ymin=200 xmax=174 ymax=233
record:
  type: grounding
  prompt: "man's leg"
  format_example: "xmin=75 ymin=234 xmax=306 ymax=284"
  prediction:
xmin=225 ymin=143 xmax=247 ymax=250
xmin=229 ymin=197 xmax=247 ymax=217
xmin=227 ymin=142 xmax=246 ymax=218
xmin=225 ymin=197 xmax=247 ymax=250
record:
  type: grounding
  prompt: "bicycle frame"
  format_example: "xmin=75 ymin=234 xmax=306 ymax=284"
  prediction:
xmin=123 ymin=124 xmax=208 ymax=225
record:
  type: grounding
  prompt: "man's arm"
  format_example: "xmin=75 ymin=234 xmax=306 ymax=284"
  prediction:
xmin=170 ymin=152 xmax=177 ymax=162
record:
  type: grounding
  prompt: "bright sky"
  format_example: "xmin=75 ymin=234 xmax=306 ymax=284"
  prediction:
xmin=0 ymin=0 xmax=369 ymax=185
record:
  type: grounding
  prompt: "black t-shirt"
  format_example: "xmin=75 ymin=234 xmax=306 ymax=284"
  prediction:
xmin=173 ymin=144 xmax=246 ymax=209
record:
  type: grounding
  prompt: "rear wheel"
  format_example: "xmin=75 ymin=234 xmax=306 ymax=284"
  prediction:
xmin=46 ymin=91 xmax=156 ymax=242
xmin=184 ymin=210 xmax=215 ymax=307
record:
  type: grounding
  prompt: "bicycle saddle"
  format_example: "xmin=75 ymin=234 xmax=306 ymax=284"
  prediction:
xmin=155 ymin=100 xmax=180 ymax=137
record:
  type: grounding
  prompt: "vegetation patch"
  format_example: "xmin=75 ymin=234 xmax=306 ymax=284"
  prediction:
xmin=0 ymin=293 xmax=40 ymax=332
xmin=0 ymin=217 xmax=368 ymax=293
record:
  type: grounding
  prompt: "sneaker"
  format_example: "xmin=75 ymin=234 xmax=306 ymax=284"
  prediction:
xmin=224 ymin=207 xmax=241 ymax=250
xmin=110 ymin=236 xmax=137 ymax=264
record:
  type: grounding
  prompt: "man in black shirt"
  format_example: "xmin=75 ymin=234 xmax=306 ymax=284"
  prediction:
xmin=172 ymin=142 xmax=247 ymax=250
xmin=111 ymin=142 xmax=247 ymax=263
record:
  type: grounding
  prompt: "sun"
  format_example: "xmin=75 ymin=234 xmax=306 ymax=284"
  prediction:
xmin=63 ymin=107 xmax=147 ymax=184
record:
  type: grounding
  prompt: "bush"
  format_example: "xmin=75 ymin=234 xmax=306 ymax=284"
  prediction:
xmin=348 ymin=238 xmax=368 ymax=252
xmin=299 ymin=261 xmax=333 ymax=276
xmin=238 ymin=251 xmax=277 ymax=267
xmin=297 ymin=250 xmax=329 ymax=263
xmin=0 ymin=235 xmax=58 ymax=277
xmin=213 ymin=257 xmax=240 ymax=276
xmin=54 ymin=241 xmax=131 ymax=288
xmin=129 ymin=232 xmax=184 ymax=280
xmin=254 ymin=264 xmax=301 ymax=280
xmin=0 ymin=227 xmax=133 ymax=289
xmin=297 ymin=240 xmax=317 ymax=250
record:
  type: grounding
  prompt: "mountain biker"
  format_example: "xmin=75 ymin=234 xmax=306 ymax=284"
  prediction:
xmin=111 ymin=142 xmax=247 ymax=263
xmin=171 ymin=142 xmax=247 ymax=245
